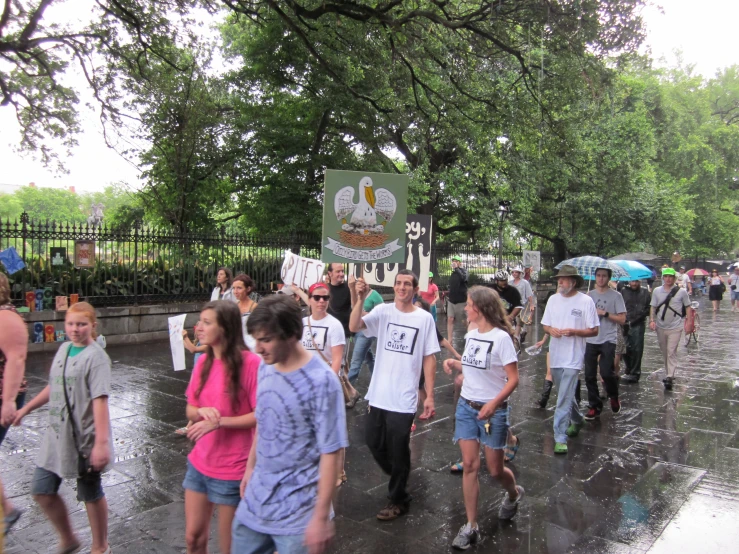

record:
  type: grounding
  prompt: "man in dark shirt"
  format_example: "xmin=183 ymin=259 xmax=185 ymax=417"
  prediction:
xmin=326 ymin=263 xmax=352 ymax=336
xmin=620 ymin=279 xmax=651 ymax=383
xmin=447 ymin=255 xmax=469 ymax=344
xmin=491 ymin=270 xmax=523 ymax=325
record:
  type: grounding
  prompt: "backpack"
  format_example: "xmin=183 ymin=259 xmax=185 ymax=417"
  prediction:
xmin=657 ymin=286 xmax=685 ymax=321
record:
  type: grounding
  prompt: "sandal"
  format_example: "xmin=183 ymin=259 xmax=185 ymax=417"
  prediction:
xmin=336 ymin=470 xmax=347 ymax=487
xmin=450 ymin=462 xmax=464 ymax=473
xmin=418 ymin=409 xmax=436 ymax=421
xmin=174 ymin=426 xmax=189 ymax=436
xmin=346 ymin=392 xmax=361 ymax=409
xmin=505 ymin=436 xmax=521 ymax=463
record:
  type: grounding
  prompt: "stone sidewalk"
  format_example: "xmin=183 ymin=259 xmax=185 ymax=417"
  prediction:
xmin=2 ymin=299 xmax=739 ymax=553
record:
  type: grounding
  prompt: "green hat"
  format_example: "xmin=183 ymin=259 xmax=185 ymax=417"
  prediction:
xmin=662 ymin=268 xmax=676 ymax=277
xmin=451 ymin=255 xmax=462 ymax=262
xmin=428 ymin=272 xmax=434 ymax=278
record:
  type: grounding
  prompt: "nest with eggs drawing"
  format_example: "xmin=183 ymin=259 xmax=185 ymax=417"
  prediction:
xmin=338 ymin=230 xmax=389 ymax=248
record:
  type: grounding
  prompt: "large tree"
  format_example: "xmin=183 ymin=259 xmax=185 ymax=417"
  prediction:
xmin=0 ymin=0 xmax=195 ymax=167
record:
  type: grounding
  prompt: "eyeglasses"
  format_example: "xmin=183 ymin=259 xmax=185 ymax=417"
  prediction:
xmin=311 ymin=295 xmax=330 ymax=301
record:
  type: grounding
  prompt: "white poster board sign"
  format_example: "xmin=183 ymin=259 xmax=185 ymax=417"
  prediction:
xmin=281 ymin=250 xmax=326 ymax=290
xmin=523 ymin=250 xmax=541 ymax=272
xmin=168 ymin=314 xmax=187 ymax=372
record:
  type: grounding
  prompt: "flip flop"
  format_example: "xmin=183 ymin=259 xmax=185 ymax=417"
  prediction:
xmin=505 ymin=436 xmax=521 ymax=463
xmin=174 ymin=426 xmax=188 ymax=436
xmin=450 ymin=462 xmax=463 ymax=473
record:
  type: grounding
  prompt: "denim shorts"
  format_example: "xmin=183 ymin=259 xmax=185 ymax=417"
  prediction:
xmin=232 ymin=519 xmax=307 ymax=554
xmin=31 ymin=466 xmax=104 ymax=503
xmin=182 ymin=460 xmax=241 ymax=506
xmin=453 ymin=398 xmax=509 ymax=450
xmin=731 ymin=290 xmax=739 ymax=302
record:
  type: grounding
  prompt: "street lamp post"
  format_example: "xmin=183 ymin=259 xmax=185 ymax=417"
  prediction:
xmin=497 ymin=201 xmax=511 ymax=271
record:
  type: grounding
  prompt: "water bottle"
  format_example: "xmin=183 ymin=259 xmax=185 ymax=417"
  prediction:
xmin=525 ymin=345 xmax=542 ymax=356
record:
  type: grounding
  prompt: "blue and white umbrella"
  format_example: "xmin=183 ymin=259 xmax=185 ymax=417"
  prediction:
xmin=609 ymin=260 xmax=653 ymax=282
xmin=555 ymin=256 xmax=629 ymax=281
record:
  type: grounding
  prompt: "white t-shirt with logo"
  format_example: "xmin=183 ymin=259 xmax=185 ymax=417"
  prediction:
xmin=541 ymin=292 xmax=600 ymax=370
xmin=460 ymin=327 xmax=518 ymax=403
xmin=362 ymin=303 xmax=441 ymax=413
xmin=301 ymin=314 xmax=346 ymax=366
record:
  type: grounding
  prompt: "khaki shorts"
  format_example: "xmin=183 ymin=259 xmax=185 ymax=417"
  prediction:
xmin=447 ymin=301 xmax=467 ymax=320
xmin=615 ymin=326 xmax=626 ymax=355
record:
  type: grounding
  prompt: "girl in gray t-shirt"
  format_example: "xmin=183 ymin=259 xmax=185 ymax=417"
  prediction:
xmin=14 ymin=302 xmax=112 ymax=554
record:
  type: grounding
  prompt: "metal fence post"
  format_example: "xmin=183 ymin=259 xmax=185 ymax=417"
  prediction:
xmin=133 ymin=220 xmax=140 ymax=306
xmin=20 ymin=212 xmax=29 ymax=293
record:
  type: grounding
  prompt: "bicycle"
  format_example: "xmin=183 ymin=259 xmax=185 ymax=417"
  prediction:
xmin=684 ymin=302 xmax=700 ymax=346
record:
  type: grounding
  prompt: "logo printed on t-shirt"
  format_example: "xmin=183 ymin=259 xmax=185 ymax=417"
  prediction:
xmin=384 ymin=323 xmax=419 ymax=355
xmin=302 ymin=326 xmax=328 ymax=351
xmin=462 ymin=338 xmax=494 ymax=370
xmin=571 ymin=309 xmax=583 ymax=318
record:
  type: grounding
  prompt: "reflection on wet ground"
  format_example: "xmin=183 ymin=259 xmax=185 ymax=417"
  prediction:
xmin=3 ymin=299 xmax=739 ymax=553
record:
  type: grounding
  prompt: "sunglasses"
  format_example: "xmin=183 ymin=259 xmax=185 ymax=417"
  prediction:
xmin=311 ymin=295 xmax=330 ymax=301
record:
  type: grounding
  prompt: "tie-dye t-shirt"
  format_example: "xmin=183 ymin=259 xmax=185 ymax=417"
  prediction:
xmin=236 ymin=355 xmax=349 ymax=535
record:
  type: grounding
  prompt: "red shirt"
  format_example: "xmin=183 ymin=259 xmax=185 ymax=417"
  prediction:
xmin=186 ymin=350 xmax=260 ymax=480
xmin=419 ymin=283 xmax=439 ymax=304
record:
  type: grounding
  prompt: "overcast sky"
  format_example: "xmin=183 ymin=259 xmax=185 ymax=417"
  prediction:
xmin=1 ymin=0 xmax=738 ymax=194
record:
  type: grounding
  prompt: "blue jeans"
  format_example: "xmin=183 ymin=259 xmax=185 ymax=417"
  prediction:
xmin=551 ymin=367 xmax=583 ymax=444
xmin=231 ymin=519 xmax=306 ymax=554
xmin=347 ymin=330 xmax=375 ymax=384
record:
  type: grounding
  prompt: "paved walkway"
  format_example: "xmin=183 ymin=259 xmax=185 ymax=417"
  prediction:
xmin=3 ymin=298 xmax=739 ymax=553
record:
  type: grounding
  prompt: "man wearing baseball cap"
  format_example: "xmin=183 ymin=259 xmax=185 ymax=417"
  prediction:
xmin=447 ymin=255 xmax=468 ymax=344
xmin=650 ymin=268 xmax=691 ymax=390
xmin=541 ymin=265 xmax=599 ymax=454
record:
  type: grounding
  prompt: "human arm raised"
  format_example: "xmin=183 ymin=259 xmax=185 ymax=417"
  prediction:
xmin=348 ymin=279 xmax=369 ymax=333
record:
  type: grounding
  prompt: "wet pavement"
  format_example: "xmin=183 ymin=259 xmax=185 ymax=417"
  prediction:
xmin=3 ymin=298 xmax=739 ymax=553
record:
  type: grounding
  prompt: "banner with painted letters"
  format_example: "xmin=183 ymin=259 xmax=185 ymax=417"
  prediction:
xmin=281 ymin=250 xmax=326 ymax=290
xmin=349 ymin=215 xmax=432 ymax=291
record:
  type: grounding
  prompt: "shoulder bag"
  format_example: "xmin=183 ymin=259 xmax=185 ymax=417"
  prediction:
xmin=62 ymin=347 xmax=99 ymax=477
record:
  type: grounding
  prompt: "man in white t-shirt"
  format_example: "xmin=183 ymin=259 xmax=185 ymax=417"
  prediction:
xmin=541 ymin=265 xmax=599 ymax=455
xmin=675 ymin=266 xmax=692 ymax=295
xmin=350 ymin=269 xmax=440 ymax=521
xmin=509 ymin=265 xmax=535 ymax=343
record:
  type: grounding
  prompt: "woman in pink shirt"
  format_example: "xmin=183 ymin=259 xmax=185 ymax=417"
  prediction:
xmin=183 ymin=300 xmax=260 ymax=554
xmin=419 ymin=272 xmax=440 ymax=321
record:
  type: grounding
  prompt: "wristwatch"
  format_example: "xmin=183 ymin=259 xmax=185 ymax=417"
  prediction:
xmin=604 ymin=312 xmax=609 ymax=318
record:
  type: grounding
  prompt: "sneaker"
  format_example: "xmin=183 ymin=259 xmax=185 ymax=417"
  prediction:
xmin=566 ymin=422 xmax=583 ymax=437
xmin=620 ymin=374 xmax=639 ymax=383
xmin=3 ymin=508 xmax=23 ymax=534
xmin=498 ymin=486 xmax=525 ymax=520
xmin=610 ymin=398 xmax=621 ymax=413
xmin=554 ymin=442 xmax=568 ymax=454
xmin=663 ymin=377 xmax=673 ymax=390
xmin=452 ymin=522 xmax=480 ymax=550
xmin=376 ymin=502 xmax=409 ymax=521
xmin=584 ymin=407 xmax=601 ymax=421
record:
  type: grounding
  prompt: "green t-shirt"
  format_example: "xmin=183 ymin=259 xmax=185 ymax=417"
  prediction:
xmin=69 ymin=345 xmax=88 ymax=357
xmin=363 ymin=289 xmax=384 ymax=313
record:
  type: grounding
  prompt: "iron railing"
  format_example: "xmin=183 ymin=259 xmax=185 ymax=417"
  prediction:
xmin=0 ymin=212 xmax=557 ymax=307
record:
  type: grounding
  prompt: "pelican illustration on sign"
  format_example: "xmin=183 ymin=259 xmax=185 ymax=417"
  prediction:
xmin=335 ymin=177 xmax=397 ymax=247
xmin=322 ymin=170 xmax=408 ymax=263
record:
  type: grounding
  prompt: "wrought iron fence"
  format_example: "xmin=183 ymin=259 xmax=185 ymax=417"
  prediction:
xmin=0 ymin=212 xmax=557 ymax=307
xmin=0 ymin=214 xmax=321 ymax=307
